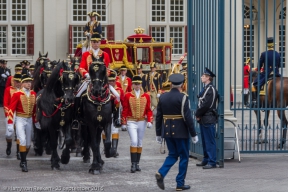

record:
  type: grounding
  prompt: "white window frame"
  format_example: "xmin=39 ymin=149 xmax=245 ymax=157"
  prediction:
xmin=0 ymin=0 xmax=8 ymax=22
xmin=91 ymin=0 xmax=107 ymax=23
xmin=150 ymin=26 xmax=166 ymax=42
xmin=243 ymin=25 xmax=254 ymax=64
xmin=11 ymin=25 xmax=26 ymax=55
xmin=10 ymin=0 xmax=28 ymax=24
xmin=71 ymin=0 xmax=108 ymax=25
xmin=0 ymin=26 xmax=7 ymax=55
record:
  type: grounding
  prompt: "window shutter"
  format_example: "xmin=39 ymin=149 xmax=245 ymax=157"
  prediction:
xmin=69 ymin=25 xmax=73 ymax=54
xmin=27 ymin=24 xmax=34 ymax=55
xmin=149 ymin=25 xmax=152 ymax=36
xmin=107 ymin=24 xmax=115 ymax=41
xmin=185 ymin=25 xmax=187 ymax=53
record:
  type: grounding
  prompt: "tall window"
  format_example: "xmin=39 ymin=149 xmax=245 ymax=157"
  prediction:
xmin=0 ymin=26 xmax=7 ymax=54
xmin=72 ymin=0 xmax=87 ymax=21
xmin=0 ymin=0 xmax=7 ymax=21
xmin=150 ymin=0 xmax=185 ymax=55
xmin=11 ymin=0 xmax=27 ymax=21
xmin=150 ymin=26 xmax=165 ymax=42
xmin=279 ymin=25 xmax=286 ymax=68
xmin=243 ymin=25 xmax=254 ymax=63
xmin=92 ymin=0 xmax=107 ymax=22
xmin=0 ymin=0 xmax=29 ymax=56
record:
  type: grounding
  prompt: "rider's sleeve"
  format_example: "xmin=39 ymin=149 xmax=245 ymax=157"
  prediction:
xmin=103 ymin=52 xmax=110 ymax=68
xmin=79 ymin=52 xmax=89 ymax=77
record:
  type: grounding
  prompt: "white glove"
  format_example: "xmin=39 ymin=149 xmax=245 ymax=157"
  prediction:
xmin=192 ymin=135 xmax=199 ymax=144
xmin=157 ymin=93 xmax=161 ymax=98
xmin=156 ymin=136 xmax=162 ymax=144
xmin=35 ymin=122 xmax=41 ymax=129
xmin=121 ymin=125 xmax=127 ymax=130
xmin=86 ymin=32 xmax=91 ymax=37
xmin=5 ymin=71 xmax=10 ymax=76
xmin=7 ymin=124 xmax=14 ymax=132
xmin=85 ymin=73 xmax=90 ymax=80
xmin=1 ymin=74 xmax=7 ymax=78
xmin=147 ymin=122 xmax=152 ymax=128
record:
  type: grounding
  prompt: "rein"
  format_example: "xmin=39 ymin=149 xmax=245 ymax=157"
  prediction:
xmin=42 ymin=101 xmax=63 ymax=118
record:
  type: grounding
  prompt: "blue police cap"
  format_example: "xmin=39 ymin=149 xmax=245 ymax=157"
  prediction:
xmin=203 ymin=67 xmax=216 ymax=77
xmin=169 ymin=73 xmax=185 ymax=85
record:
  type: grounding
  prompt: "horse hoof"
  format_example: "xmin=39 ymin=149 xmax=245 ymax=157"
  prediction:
xmin=51 ymin=166 xmax=60 ymax=170
xmin=89 ymin=169 xmax=101 ymax=175
xmin=114 ymin=152 xmax=119 ymax=158
xmin=83 ymin=158 xmax=90 ymax=163
xmin=100 ymin=159 xmax=105 ymax=165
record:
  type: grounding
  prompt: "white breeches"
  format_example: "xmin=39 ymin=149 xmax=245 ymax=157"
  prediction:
xmin=127 ymin=120 xmax=147 ymax=147
xmin=243 ymin=88 xmax=249 ymax=94
xmin=76 ymin=80 xmax=89 ymax=97
xmin=5 ymin=114 xmax=16 ymax=139
xmin=15 ymin=116 xmax=33 ymax=147
xmin=102 ymin=115 xmax=119 ymax=138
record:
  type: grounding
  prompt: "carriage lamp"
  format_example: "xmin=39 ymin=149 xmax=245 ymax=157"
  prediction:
xmin=252 ymin=6 xmax=258 ymax=21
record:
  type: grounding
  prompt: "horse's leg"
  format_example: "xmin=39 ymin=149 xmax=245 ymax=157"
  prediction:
xmin=277 ymin=109 xmax=288 ymax=148
xmin=75 ymin=126 xmax=83 ymax=157
xmin=60 ymin=123 xmax=72 ymax=164
xmin=81 ymin=125 xmax=90 ymax=163
xmin=49 ymin=128 xmax=60 ymax=170
xmin=262 ymin=110 xmax=270 ymax=143
xmin=104 ymin=122 xmax=114 ymax=158
xmin=33 ymin=125 xmax=43 ymax=156
xmin=88 ymin=126 xmax=102 ymax=175
xmin=96 ymin=128 xmax=104 ymax=166
xmin=70 ymin=129 xmax=77 ymax=153
xmin=254 ymin=110 xmax=262 ymax=144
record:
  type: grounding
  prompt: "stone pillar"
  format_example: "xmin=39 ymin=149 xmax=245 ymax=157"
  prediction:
xmin=43 ymin=0 xmax=57 ymax=60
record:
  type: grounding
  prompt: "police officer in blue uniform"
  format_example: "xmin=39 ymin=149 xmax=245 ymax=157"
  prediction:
xmin=155 ymin=73 xmax=198 ymax=191
xmin=195 ymin=67 xmax=218 ymax=169
xmin=251 ymin=37 xmax=281 ymax=107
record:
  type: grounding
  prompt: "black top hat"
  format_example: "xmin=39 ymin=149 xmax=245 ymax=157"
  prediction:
xmin=91 ymin=33 xmax=101 ymax=41
xmin=169 ymin=74 xmax=185 ymax=85
xmin=15 ymin=64 xmax=22 ymax=70
xmin=119 ymin=65 xmax=127 ymax=71
xmin=21 ymin=74 xmax=33 ymax=83
xmin=108 ymin=71 xmax=117 ymax=80
xmin=29 ymin=65 xmax=35 ymax=70
xmin=13 ymin=74 xmax=22 ymax=82
xmin=132 ymin=75 xmax=142 ymax=84
xmin=203 ymin=67 xmax=216 ymax=77
xmin=21 ymin=60 xmax=30 ymax=66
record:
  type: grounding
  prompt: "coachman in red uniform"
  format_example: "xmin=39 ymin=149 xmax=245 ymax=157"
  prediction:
xmin=7 ymin=74 xmax=37 ymax=172
xmin=121 ymin=76 xmax=153 ymax=173
xmin=243 ymin=58 xmax=251 ymax=107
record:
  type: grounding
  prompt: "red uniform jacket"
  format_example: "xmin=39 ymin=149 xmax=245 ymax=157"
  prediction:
xmin=243 ymin=64 xmax=250 ymax=89
xmin=116 ymin=75 xmax=132 ymax=93
xmin=121 ymin=90 xmax=153 ymax=125
xmin=7 ymin=89 xmax=37 ymax=124
xmin=3 ymin=86 xmax=18 ymax=117
xmin=5 ymin=76 xmax=13 ymax=88
xmin=79 ymin=49 xmax=110 ymax=77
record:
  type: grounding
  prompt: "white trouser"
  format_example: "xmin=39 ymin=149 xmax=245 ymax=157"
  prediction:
xmin=5 ymin=114 xmax=16 ymax=139
xmin=102 ymin=115 xmax=119 ymax=138
xmin=243 ymin=88 xmax=249 ymax=94
xmin=15 ymin=116 xmax=33 ymax=148
xmin=127 ymin=120 xmax=147 ymax=147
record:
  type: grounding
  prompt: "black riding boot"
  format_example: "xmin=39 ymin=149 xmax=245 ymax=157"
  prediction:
xmin=112 ymin=136 xmax=119 ymax=157
xmin=6 ymin=141 xmax=12 ymax=156
xmin=130 ymin=147 xmax=137 ymax=173
xmin=20 ymin=152 xmax=28 ymax=172
xmin=16 ymin=144 xmax=21 ymax=160
xmin=251 ymin=91 xmax=257 ymax=108
xmin=113 ymin=106 xmax=122 ymax=128
xmin=136 ymin=150 xmax=142 ymax=171
xmin=244 ymin=94 xmax=249 ymax=107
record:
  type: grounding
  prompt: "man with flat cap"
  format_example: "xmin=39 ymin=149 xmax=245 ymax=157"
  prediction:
xmin=155 ymin=73 xmax=198 ymax=191
xmin=251 ymin=37 xmax=281 ymax=107
xmin=195 ymin=67 xmax=218 ymax=169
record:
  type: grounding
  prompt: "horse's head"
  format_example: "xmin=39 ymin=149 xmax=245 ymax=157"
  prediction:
xmin=69 ymin=56 xmax=80 ymax=71
xmin=39 ymin=60 xmax=54 ymax=88
xmin=59 ymin=61 xmax=80 ymax=104
xmin=89 ymin=61 xmax=108 ymax=96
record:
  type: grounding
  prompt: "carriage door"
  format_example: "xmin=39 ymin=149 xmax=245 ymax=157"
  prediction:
xmin=187 ymin=1 xmax=225 ymax=167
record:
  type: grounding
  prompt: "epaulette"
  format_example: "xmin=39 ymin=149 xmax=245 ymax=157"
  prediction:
xmin=181 ymin=92 xmax=189 ymax=96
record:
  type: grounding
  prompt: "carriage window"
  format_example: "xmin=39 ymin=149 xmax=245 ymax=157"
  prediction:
xmin=165 ymin=47 xmax=171 ymax=63
xmin=11 ymin=0 xmax=27 ymax=21
xmin=72 ymin=0 xmax=87 ymax=21
xmin=11 ymin=26 xmax=26 ymax=55
xmin=153 ymin=49 xmax=163 ymax=63
xmin=127 ymin=47 xmax=134 ymax=63
xmin=92 ymin=0 xmax=107 ymax=23
xmin=137 ymin=48 xmax=149 ymax=64
xmin=0 ymin=26 xmax=7 ymax=55
xmin=0 ymin=0 xmax=7 ymax=21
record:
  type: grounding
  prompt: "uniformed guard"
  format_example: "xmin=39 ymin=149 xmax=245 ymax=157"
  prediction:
xmin=195 ymin=67 xmax=218 ymax=169
xmin=102 ymin=71 xmax=124 ymax=157
xmin=146 ymin=62 xmax=162 ymax=111
xmin=0 ymin=60 xmax=11 ymax=107
xmin=82 ymin=11 xmax=102 ymax=53
xmin=4 ymin=74 xmax=22 ymax=159
xmin=121 ymin=76 xmax=153 ymax=173
xmin=251 ymin=37 xmax=281 ymax=107
xmin=136 ymin=61 xmax=147 ymax=92
xmin=155 ymin=73 xmax=198 ymax=191
xmin=29 ymin=64 xmax=35 ymax=77
xmin=7 ymin=74 xmax=37 ymax=172
xmin=243 ymin=58 xmax=251 ymax=107
xmin=116 ymin=65 xmax=132 ymax=94
xmin=5 ymin=64 xmax=23 ymax=88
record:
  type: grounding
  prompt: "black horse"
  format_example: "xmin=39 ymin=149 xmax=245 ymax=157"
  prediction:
xmin=37 ymin=61 xmax=79 ymax=169
xmin=81 ymin=61 xmax=116 ymax=174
